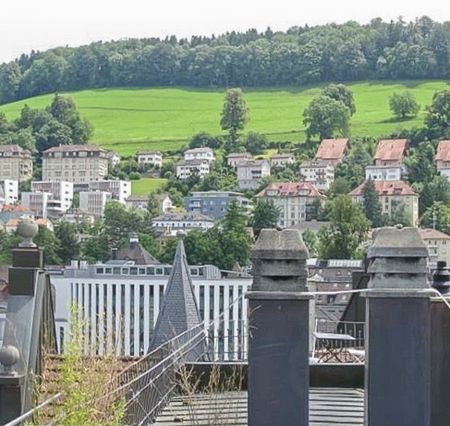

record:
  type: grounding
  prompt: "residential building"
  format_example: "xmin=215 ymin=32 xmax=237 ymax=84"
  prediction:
xmin=436 ymin=140 xmax=450 ymax=182
xmin=315 ymin=138 xmax=349 ymax=166
xmin=113 ymin=234 xmax=161 ymax=265
xmin=61 ymin=208 xmax=95 ymax=225
xmin=419 ymin=228 xmax=450 ymax=265
xmin=185 ymin=191 xmax=251 ymax=220
xmin=126 ymin=194 xmax=173 ymax=212
xmin=271 ymin=153 xmax=295 ymax=167
xmin=299 ymin=160 xmax=335 ymax=191
xmin=184 ymin=147 xmax=215 ymax=163
xmin=256 ymin=181 xmax=326 ymax=228
xmin=151 ymin=211 xmax=214 ymax=235
xmin=107 ymin=151 xmax=121 ymax=167
xmin=31 ymin=181 xmax=74 ymax=212
xmin=22 ymin=192 xmax=62 ymax=218
xmin=226 ymin=152 xmax=253 ymax=168
xmin=350 ymin=180 xmax=419 ymax=226
xmin=176 ymin=160 xmax=210 ymax=180
xmin=365 ymin=165 xmax=402 ymax=181
xmin=42 ymin=144 xmax=109 ymax=184
xmin=0 ymin=145 xmax=33 ymax=181
xmin=79 ymin=191 xmax=112 ymax=217
xmin=0 ymin=180 xmax=19 ymax=205
xmin=236 ymin=160 xmax=271 ymax=190
xmin=0 ymin=204 xmax=33 ymax=225
xmin=137 ymin=151 xmax=163 ymax=168
xmin=89 ymin=180 xmax=131 ymax=204
xmin=51 ymin=251 xmax=251 ymax=356
xmin=374 ymin=139 xmax=409 ymax=166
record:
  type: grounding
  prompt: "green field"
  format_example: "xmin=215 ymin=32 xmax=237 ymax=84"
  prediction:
xmin=131 ymin=178 xmax=167 ymax=195
xmin=1 ymin=81 xmax=449 ymax=156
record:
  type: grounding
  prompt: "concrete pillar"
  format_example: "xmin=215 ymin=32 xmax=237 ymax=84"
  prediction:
xmin=365 ymin=227 xmax=432 ymax=426
xmin=247 ymin=229 xmax=310 ymax=426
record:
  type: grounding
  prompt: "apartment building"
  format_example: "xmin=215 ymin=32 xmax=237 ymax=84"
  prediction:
xmin=184 ymin=147 xmax=215 ymax=163
xmin=137 ymin=151 xmax=163 ymax=168
xmin=89 ymin=180 xmax=131 ymax=204
xmin=315 ymin=138 xmax=350 ymax=166
xmin=299 ymin=160 xmax=335 ymax=191
xmin=374 ymin=139 xmax=409 ymax=166
xmin=176 ymin=160 xmax=210 ymax=180
xmin=226 ymin=152 xmax=253 ymax=168
xmin=0 ymin=145 xmax=33 ymax=181
xmin=350 ymin=180 xmax=419 ymax=225
xmin=256 ymin=181 xmax=326 ymax=228
xmin=79 ymin=191 xmax=112 ymax=217
xmin=236 ymin=160 xmax=271 ymax=190
xmin=419 ymin=228 xmax=450 ymax=265
xmin=21 ymin=192 xmax=65 ymax=219
xmin=271 ymin=153 xmax=295 ymax=167
xmin=31 ymin=181 xmax=74 ymax=212
xmin=0 ymin=180 xmax=19 ymax=205
xmin=42 ymin=144 xmax=109 ymax=184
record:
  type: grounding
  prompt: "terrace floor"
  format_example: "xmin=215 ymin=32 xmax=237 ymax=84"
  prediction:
xmin=154 ymin=388 xmax=364 ymax=425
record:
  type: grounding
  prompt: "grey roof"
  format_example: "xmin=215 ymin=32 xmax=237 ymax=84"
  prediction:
xmin=115 ymin=237 xmax=160 ymax=265
xmin=43 ymin=144 xmax=106 ymax=153
xmin=149 ymin=237 xmax=202 ymax=350
xmin=153 ymin=212 xmax=214 ymax=222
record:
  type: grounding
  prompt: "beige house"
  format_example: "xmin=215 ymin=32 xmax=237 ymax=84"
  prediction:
xmin=0 ymin=145 xmax=33 ymax=181
xmin=256 ymin=181 xmax=325 ymax=228
xmin=226 ymin=152 xmax=253 ymax=168
xmin=137 ymin=151 xmax=163 ymax=168
xmin=42 ymin=144 xmax=109 ymax=184
xmin=271 ymin=153 xmax=295 ymax=167
xmin=419 ymin=228 xmax=450 ymax=265
xmin=350 ymin=180 xmax=419 ymax=226
xmin=176 ymin=160 xmax=210 ymax=180
xmin=299 ymin=160 xmax=335 ymax=191
xmin=236 ymin=160 xmax=271 ymax=190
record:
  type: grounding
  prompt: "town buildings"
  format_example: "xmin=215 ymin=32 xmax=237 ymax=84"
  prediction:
xmin=236 ymin=159 xmax=271 ymax=189
xmin=42 ymin=144 xmax=109 ymax=184
xmin=226 ymin=152 xmax=253 ymax=168
xmin=419 ymin=228 xmax=450 ymax=265
xmin=299 ymin=160 xmax=335 ymax=191
xmin=21 ymin=191 xmax=64 ymax=219
xmin=126 ymin=193 xmax=173 ymax=212
xmin=151 ymin=211 xmax=214 ymax=235
xmin=184 ymin=147 xmax=215 ymax=163
xmin=184 ymin=191 xmax=251 ymax=220
xmin=176 ymin=160 xmax=210 ymax=180
xmin=350 ymin=180 xmax=419 ymax=225
xmin=79 ymin=191 xmax=112 ymax=217
xmin=436 ymin=140 xmax=450 ymax=181
xmin=0 ymin=180 xmax=19 ymax=205
xmin=257 ymin=181 xmax=325 ymax=228
xmin=89 ymin=180 xmax=131 ymax=204
xmin=0 ymin=145 xmax=33 ymax=181
xmin=315 ymin=138 xmax=349 ymax=166
xmin=31 ymin=181 xmax=74 ymax=212
xmin=374 ymin=139 xmax=409 ymax=166
xmin=137 ymin=151 xmax=163 ymax=168
xmin=271 ymin=153 xmax=295 ymax=167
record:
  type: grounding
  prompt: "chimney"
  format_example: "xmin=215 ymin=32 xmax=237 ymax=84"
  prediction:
xmin=364 ymin=227 xmax=432 ymax=426
xmin=111 ymin=248 xmax=118 ymax=260
xmin=247 ymin=229 xmax=310 ymax=426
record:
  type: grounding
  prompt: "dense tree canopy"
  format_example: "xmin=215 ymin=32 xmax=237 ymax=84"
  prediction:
xmin=2 ymin=17 xmax=450 ymax=104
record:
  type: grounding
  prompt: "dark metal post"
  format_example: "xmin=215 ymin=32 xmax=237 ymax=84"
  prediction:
xmin=247 ymin=229 xmax=310 ymax=426
xmin=365 ymin=227 xmax=432 ymax=426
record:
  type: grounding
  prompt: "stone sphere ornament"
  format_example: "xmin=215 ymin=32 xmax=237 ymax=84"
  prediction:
xmin=17 ymin=219 xmax=38 ymax=247
xmin=0 ymin=344 xmax=20 ymax=375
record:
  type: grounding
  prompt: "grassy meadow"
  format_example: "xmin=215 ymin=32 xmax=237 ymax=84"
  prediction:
xmin=1 ymin=81 xmax=448 ymax=156
xmin=131 ymin=178 xmax=167 ymax=195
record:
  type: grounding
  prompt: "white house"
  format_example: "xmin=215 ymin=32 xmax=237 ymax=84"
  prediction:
xmin=184 ymin=148 xmax=215 ymax=163
xmin=0 ymin=180 xmax=19 ymax=205
xmin=137 ymin=151 xmax=163 ymax=168
xmin=126 ymin=194 xmax=173 ymax=213
xmin=31 ymin=181 xmax=74 ymax=212
xmin=176 ymin=160 xmax=210 ymax=180
xmin=271 ymin=153 xmax=295 ymax=167
xmin=79 ymin=191 xmax=112 ymax=218
xmin=299 ymin=160 xmax=335 ymax=191
xmin=151 ymin=211 xmax=214 ymax=235
xmin=236 ymin=160 xmax=271 ymax=190
xmin=89 ymin=180 xmax=131 ymax=204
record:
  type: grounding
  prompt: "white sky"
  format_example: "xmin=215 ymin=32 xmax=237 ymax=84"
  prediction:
xmin=1 ymin=0 xmax=450 ymax=62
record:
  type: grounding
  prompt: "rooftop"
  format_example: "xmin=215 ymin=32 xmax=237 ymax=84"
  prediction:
xmin=236 ymin=159 xmax=269 ymax=168
xmin=349 ymin=180 xmax=417 ymax=197
xmin=177 ymin=159 xmax=210 ymax=166
xmin=300 ymin=159 xmax=334 ymax=168
xmin=227 ymin=152 xmax=252 ymax=158
xmin=374 ymin=139 xmax=409 ymax=162
xmin=257 ymin=181 xmax=325 ymax=198
xmin=185 ymin=147 xmax=214 ymax=154
xmin=418 ymin=228 xmax=450 ymax=240
xmin=43 ymin=144 xmax=106 ymax=154
xmin=138 ymin=150 xmax=162 ymax=155
xmin=315 ymin=138 xmax=349 ymax=161
xmin=436 ymin=140 xmax=450 ymax=163
xmin=153 ymin=211 xmax=214 ymax=222
xmin=0 ymin=144 xmax=30 ymax=154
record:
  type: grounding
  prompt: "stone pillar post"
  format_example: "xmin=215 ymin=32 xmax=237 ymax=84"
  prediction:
xmin=365 ymin=227 xmax=432 ymax=426
xmin=247 ymin=229 xmax=310 ymax=426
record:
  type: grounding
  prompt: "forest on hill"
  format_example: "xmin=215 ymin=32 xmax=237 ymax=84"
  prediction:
xmin=0 ymin=16 xmax=449 ymax=104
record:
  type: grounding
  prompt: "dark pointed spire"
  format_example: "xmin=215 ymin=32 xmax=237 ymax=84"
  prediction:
xmin=149 ymin=232 xmax=203 ymax=352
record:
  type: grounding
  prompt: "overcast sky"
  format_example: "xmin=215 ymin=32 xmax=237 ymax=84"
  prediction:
xmin=1 ymin=0 xmax=449 ymax=62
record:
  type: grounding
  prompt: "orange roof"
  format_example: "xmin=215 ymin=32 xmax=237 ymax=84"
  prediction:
xmin=350 ymin=180 xmax=417 ymax=197
xmin=374 ymin=139 xmax=409 ymax=162
xmin=419 ymin=228 xmax=450 ymax=240
xmin=315 ymin=139 xmax=349 ymax=161
xmin=257 ymin=181 xmax=325 ymax=198
xmin=1 ymin=204 xmax=31 ymax=213
xmin=436 ymin=140 xmax=450 ymax=162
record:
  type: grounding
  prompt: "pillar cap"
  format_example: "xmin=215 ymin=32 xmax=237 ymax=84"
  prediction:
xmin=368 ymin=227 xmax=428 ymax=259
xmin=252 ymin=229 xmax=309 ymax=261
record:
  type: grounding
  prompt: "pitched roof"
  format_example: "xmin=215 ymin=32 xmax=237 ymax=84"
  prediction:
xmin=177 ymin=159 xmax=210 ymax=166
xmin=315 ymin=139 xmax=349 ymax=161
xmin=374 ymin=139 xmax=409 ymax=162
xmin=419 ymin=228 xmax=450 ymax=240
xmin=436 ymin=140 xmax=450 ymax=163
xmin=43 ymin=144 xmax=106 ymax=154
xmin=0 ymin=144 xmax=28 ymax=153
xmin=153 ymin=211 xmax=214 ymax=222
xmin=349 ymin=180 xmax=417 ymax=197
xmin=185 ymin=147 xmax=213 ymax=154
xmin=1 ymin=204 xmax=32 ymax=213
xmin=149 ymin=236 xmax=202 ymax=351
xmin=138 ymin=150 xmax=161 ymax=155
xmin=227 ymin=152 xmax=252 ymax=158
xmin=271 ymin=153 xmax=295 ymax=159
xmin=257 ymin=181 xmax=325 ymax=198
xmin=115 ymin=235 xmax=160 ymax=265
xmin=236 ymin=159 xmax=270 ymax=168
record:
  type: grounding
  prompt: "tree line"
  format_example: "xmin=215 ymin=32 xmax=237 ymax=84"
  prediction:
xmin=1 ymin=16 xmax=450 ymax=104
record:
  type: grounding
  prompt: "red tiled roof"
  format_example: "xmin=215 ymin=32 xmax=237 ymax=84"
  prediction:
xmin=436 ymin=140 xmax=450 ymax=162
xmin=315 ymin=139 xmax=349 ymax=161
xmin=419 ymin=228 xmax=450 ymax=240
xmin=374 ymin=139 xmax=409 ymax=162
xmin=257 ymin=181 xmax=325 ymax=198
xmin=349 ymin=180 xmax=417 ymax=197
xmin=1 ymin=204 xmax=31 ymax=213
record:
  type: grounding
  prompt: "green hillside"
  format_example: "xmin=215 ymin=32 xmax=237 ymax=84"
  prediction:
xmin=1 ymin=81 xmax=448 ymax=156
